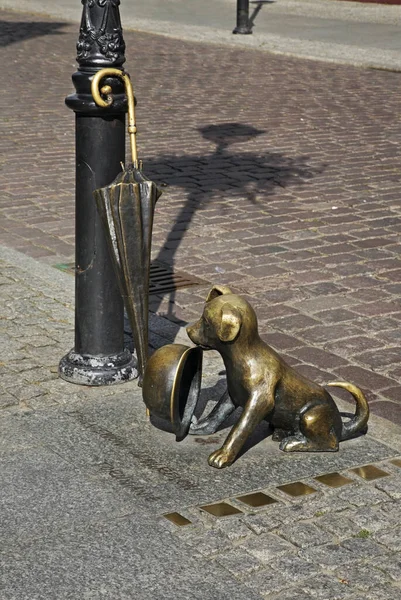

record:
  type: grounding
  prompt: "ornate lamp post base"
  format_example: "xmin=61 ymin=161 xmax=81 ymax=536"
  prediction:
xmin=233 ymin=26 xmax=253 ymax=35
xmin=59 ymin=348 xmax=137 ymax=386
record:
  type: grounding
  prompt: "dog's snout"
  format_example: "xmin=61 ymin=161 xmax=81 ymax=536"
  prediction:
xmin=187 ymin=318 xmax=208 ymax=348
xmin=186 ymin=321 xmax=199 ymax=341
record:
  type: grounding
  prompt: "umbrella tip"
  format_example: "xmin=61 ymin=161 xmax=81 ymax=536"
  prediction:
xmin=120 ymin=161 xmax=125 ymax=171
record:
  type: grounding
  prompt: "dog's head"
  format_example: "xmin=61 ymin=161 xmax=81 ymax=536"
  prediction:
xmin=186 ymin=285 xmax=258 ymax=351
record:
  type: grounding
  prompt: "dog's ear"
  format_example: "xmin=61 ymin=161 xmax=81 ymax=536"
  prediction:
xmin=218 ymin=305 xmax=241 ymax=343
xmin=206 ymin=285 xmax=233 ymax=303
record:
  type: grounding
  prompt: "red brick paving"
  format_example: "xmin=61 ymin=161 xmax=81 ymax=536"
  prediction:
xmin=0 ymin=10 xmax=400 ymax=424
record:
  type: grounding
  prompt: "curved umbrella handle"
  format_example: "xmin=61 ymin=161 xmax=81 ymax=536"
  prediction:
xmin=91 ymin=68 xmax=138 ymax=168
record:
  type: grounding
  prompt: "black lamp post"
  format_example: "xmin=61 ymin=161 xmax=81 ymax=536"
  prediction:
xmin=59 ymin=0 xmax=137 ymax=385
xmin=233 ymin=0 xmax=252 ymax=35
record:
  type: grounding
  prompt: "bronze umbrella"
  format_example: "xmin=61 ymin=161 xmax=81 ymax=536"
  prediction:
xmin=91 ymin=68 xmax=162 ymax=383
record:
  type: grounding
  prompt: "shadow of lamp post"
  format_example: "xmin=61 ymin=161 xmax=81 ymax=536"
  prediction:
xmin=59 ymin=0 xmax=137 ymax=386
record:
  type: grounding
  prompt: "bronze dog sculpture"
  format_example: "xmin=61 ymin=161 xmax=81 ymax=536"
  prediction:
xmin=187 ymin=285 xmax=369 ymax=469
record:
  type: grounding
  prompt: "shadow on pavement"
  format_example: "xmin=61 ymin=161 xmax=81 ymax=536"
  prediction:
xmin=249 ymin=0 xmax=275 ymax=32
xmin=148 ymin=122 xmax=320 ymax=295
xmin=0 ymin=20 xmax=66 ymax=47
xmin=125 ymin=122 xmax=322 ymax=356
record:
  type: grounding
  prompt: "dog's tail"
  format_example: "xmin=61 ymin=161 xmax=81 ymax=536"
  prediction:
xmin=326 ymin=381 xmax=369 ymax=441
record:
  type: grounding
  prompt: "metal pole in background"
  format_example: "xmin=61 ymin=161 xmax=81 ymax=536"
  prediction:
xmin=233 ymin=0 xmax=252 ymax=35
xmin=59 ymin=0 xmax=137 ymax=386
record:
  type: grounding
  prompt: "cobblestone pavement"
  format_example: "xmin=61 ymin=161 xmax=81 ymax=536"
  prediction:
xmin=1 ymin=10 xmax=400 ymax=425
xmin=1 ymin=246 xmax=401 ymax=599
xmin=172 ymin=465 xmax=401 ymax=600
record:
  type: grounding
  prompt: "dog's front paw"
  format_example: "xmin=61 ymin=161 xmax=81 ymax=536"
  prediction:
xmin=208 ymin=448 xmax=235 ymax=469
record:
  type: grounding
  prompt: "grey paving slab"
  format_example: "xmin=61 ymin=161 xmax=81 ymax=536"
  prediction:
xmin=5 ymin=388 xmax=397 ymax=517
xmin=0 ymin=444 xmax=149 ymax=550
xmin=334 ymin=562 xmax=393 ymax=593
xmin=63 ymin=398 xmax=400 ymax=508
xmin=279 ymin=574 xmax=352 ymax=599
xmin=268 ymin=554 xmax=320 ymax=583
xmin=364 ymin=588 xmax=401 ymax=600
xmin=0 ymin=412 xmax=40 ymax=453
xmin=379 ymin=554 xmax=401 ymax=582
xmin=0 ymin=516 xmax=264 ymax=600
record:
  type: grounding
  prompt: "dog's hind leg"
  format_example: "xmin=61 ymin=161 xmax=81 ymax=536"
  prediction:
xmin=280 ymin=402 xmax=340 ymax=452
xmin=189 ymin=388 xmax=235 ymax=435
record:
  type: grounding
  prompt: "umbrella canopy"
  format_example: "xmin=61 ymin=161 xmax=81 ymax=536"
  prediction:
xmin=91 ymin=68 xmax=162 ymax=383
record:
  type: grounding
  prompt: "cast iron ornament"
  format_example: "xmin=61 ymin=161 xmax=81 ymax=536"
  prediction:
xmin=77 ymin=0 xmax=125 ymax=66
